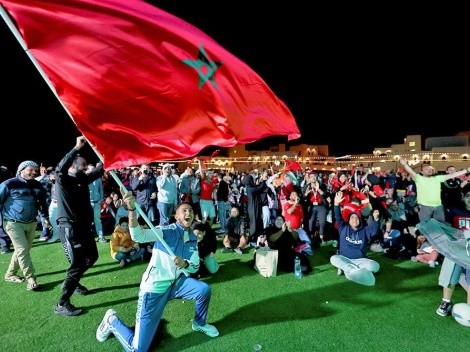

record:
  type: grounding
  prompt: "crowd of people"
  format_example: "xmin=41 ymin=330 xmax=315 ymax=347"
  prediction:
xmin=1 ymin=136 xmax=470 ymax=349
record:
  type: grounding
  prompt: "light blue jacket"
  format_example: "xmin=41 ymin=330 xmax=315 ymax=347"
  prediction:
xmin=130 ymin=222 xmax=199 ymax=293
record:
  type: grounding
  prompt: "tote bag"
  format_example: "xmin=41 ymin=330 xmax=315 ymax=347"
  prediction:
xmin=254 ymin=248 xmax=278 ymax=277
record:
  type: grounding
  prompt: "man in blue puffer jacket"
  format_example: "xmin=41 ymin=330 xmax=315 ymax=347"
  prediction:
xmin=0 ymin=160 xmax=50 ymax=291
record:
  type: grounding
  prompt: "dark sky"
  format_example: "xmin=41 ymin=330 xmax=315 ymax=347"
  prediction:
xmin=1 ymin=2 xmax=466 ymax=171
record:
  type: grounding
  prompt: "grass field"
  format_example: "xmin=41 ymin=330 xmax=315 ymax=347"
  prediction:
xmin=0 ymin=233 xmax=467 ymax=352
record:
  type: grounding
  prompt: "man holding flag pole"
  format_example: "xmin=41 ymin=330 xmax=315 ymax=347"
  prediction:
xmin=96 ymin=189 xmax=219 ymax=349
xmin=1 ymin=0 xmax=301 ymax=348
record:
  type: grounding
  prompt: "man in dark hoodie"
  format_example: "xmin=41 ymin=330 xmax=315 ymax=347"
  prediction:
xmin=329 ymin=191 xmax=381 ymax=286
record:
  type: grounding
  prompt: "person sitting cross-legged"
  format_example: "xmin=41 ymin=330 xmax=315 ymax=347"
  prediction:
xmin=110 ymin=217 xmax=145 ymax=267
xmin=330 ymin=191 xmax=381 ymax=286
xmin=222 ymin=205 xmax=248 ymax=254
xmin=265 ymin=215 xmax=312 ymax=275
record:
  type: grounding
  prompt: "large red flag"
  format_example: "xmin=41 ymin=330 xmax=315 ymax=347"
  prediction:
xmin=1 ymin=0 xmax=301 ymax=170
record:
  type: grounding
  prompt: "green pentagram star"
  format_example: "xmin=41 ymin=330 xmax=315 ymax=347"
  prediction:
xmin=183 ymin=44 xmax=223 ymax=89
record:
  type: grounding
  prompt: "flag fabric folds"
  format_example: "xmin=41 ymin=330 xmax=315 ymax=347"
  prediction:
xmin=1 ymin=0 xmax=300 ymax=170
xmin=283 ymin=159 xmax=303 ymax=172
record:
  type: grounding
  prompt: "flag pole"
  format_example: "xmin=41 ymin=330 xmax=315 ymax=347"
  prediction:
xmin=90 ymin=148 xmax=189 ymax=276
xmin=0 ymin=5 xmax=188 ymax=276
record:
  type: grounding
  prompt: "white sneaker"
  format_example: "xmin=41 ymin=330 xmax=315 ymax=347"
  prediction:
xmin=370 ymin=243 xmax=384 ymax=253
xmin=96 ymin=309 xmax=117 ymax=342
xmin=47 ymin=235 xmax=60 ymax=243
xmin=345 ymin=268 xmax=376 ymax=286
xmin=410 ymin=256 xmax=418 ymax=262
xmin=191 ymin=319 xmax=219 ymax=337
xmin=330 ymin=255 xmax=375 ymax=286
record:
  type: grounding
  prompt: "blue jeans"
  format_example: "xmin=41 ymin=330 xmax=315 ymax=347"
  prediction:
xmin=157 ymin=202 xmax=175 ymax=226
xmin=114 ymin=247 xmax=145 ymax=262
xmin=383 ymin=229 xmax=401 ymax=248
xmin=217 ymin=201 xmax=230 ymax=231
xmin=110 ymin=275 xmax=212 ymax=352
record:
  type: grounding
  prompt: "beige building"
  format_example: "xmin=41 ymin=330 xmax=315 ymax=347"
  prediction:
xmin=197 ymin=133 xmax=470 ymax=173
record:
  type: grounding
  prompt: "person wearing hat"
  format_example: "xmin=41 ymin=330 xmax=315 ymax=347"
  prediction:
xmin=0 ymin=160 xmax=51 ymax=291
xmin=329 ymin=191 xmax=381 ymax=286
xmin=156 ymin=163 xmax=178 ymax=226
xmin=130 ymin=163 xmax=158 ymax=224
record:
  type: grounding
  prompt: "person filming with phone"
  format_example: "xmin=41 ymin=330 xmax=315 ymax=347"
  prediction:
xmin=130 ymin=164 xmax=158 ymax=224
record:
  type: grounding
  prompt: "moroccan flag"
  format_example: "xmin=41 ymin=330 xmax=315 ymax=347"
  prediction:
xmin=283 ymin=159 xmax=302 ymax=172
xmin=1 ymin=0 xmax=300 ymax=170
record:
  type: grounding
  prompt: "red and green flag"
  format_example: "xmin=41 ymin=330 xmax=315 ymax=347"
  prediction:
xmin=1 ymin=0 xmax=300 ymax=170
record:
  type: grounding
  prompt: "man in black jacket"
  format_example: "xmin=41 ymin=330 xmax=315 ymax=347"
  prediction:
xmin=54 ymin=136 xmax=104 ymax=317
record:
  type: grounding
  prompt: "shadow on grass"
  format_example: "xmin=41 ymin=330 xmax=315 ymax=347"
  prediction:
xmin=35 ymin=256 xmax=146 ymax=293
xmin=146 ymin=248 xmax=442 ymax=351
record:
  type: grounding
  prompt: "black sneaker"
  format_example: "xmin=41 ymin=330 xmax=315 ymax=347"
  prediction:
xmin=436 ymin=300 xmax=453 ymax=317
xmin=74 ymin=284 xmax=89 ymax=295
xmin=54 ymin=302 xmax=83 ymax=317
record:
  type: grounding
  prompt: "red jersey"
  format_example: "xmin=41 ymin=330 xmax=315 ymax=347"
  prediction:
xmin=200 ymin=178 xmax=217 ymax=200
xmin=283 ymin=201 xmax=303 ymax=229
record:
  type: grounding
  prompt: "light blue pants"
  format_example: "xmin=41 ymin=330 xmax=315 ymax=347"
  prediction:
xmin=48 ymin=201 xmax=59 ymax=238
xmin=217 ymin=201 xmax=230 ymax=231
xmin=91 ymin=202 xmax=103 ymax=237
xmin=110 ymin=275 xmax=212 ymax=352
xmin=157 ymin=202 xmax=175 ymax=226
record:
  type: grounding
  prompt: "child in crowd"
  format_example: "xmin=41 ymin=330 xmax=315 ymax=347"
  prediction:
xmin=110 ymin=217 xmax=145 ymax=267
xmin=411 ymin=234 xmax=439 ymax=268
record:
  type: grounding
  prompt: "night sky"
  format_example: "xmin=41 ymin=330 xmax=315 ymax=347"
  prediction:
xmin=0 ymin=1 xmax=466 ymax=171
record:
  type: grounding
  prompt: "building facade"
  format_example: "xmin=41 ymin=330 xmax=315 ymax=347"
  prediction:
xmin=194 ymin=133 xmax=470 ymax=173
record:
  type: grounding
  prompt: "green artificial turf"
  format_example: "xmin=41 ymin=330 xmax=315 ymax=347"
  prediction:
xmin=0 ymin=233 xmax=467 ymax=352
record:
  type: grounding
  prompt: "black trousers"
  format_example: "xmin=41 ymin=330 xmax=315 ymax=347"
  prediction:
xmin=57 ymin=221 xmax=98 ymax=305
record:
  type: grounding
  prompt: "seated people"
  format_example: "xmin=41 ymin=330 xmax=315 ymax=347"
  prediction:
xmin=110 ymin=217 xmax=145 ymax=267
xmin=191 ymin=221 xmax=220 ymax=278
xmin=330 ymin=191 xmax=380 ymax=286
xmin=380 ymin=198 xmax=417 ymax=259
xmin=265 ymin=215 xmax=312 ymax=274
xmin=222 ymin=206 xmax=248 ymax=254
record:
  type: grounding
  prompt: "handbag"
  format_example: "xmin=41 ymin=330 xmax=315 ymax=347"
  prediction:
xmin=254 ymin=248 xmax=278 ymax=277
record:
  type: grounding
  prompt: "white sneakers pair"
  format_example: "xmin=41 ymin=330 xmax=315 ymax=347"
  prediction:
xmin=96 ymin=310 xmax=220 ymax=343
xmin=330 ymin=255 xmax=376 ymax=286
